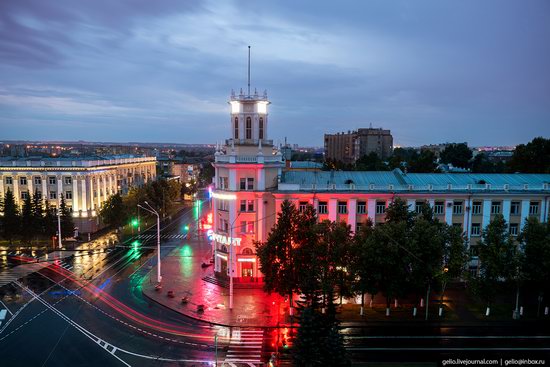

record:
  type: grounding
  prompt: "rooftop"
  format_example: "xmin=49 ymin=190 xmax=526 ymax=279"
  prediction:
xmin=0 ymin=155 xmax=156 ymax=168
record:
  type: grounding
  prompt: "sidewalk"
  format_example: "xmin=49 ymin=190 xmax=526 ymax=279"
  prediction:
xmin=141 ymin=237 xmax=286 ymax=328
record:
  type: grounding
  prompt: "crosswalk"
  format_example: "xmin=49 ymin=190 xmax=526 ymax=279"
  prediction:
xmin=224 ymin=328 xmax=264 ymax=366
xmin=0 ymin=259 xmax=74 ymax=288
xmin=136 ymin=233 xmax=189 ymax=240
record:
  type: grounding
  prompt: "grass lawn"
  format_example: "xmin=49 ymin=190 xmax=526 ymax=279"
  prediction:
xmin=337 ymin=303 xmax=458 ymax=322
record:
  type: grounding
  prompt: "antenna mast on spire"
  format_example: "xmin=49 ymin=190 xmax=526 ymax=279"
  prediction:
xmin=247 ymin=45 xmax=251 ymax=96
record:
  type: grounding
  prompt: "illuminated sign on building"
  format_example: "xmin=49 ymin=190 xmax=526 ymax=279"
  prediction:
xmin=212 ymin=233 xmax=242 ymax=246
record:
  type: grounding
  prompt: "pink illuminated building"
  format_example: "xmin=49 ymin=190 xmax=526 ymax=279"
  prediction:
xmin=212 ymin=89 xmax=550 ymax=282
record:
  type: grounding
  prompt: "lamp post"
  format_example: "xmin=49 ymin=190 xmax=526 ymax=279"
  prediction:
xmin=57 ymin=207 xmax=62 ymax=249
xmin=138 ymin=201 xmax=162 ymax=284
xmin=228 ymin=212 xmax=242 ymax=310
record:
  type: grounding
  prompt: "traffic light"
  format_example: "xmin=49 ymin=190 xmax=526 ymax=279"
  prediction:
xmin=131 ymin=218 xmax=139 ymax=227
xmin=131 ymin=240 xmax=140 ymax=250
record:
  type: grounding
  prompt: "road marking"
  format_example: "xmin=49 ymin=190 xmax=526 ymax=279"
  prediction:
xmin=0 ymin=299 xmax=13 ymax=316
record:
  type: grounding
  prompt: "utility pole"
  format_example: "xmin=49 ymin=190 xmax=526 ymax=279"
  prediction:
xmin=138 ymin=202 xmax=162 ymax=284
xmin=57 ymin=207 xmax=62 ymax=249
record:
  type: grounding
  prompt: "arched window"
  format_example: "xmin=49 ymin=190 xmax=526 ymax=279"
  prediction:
xmin=242 ymin=247 xmax=253 ymax=255
xmin=221 ymin=245 xmax=228 ymax=253
xmin=245 ymin=117 xmax=252 ymax=139
xmin=234 ymin=117 xmax=239 ymax=139
xmin=259 ymin=117 xmax=264 ymax=140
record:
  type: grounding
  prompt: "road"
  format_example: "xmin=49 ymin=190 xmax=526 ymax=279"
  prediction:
xmin=0 ymin=202 xmax=232 ymax=367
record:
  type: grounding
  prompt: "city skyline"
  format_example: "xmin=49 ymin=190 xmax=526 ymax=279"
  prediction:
xmin=1 ymin=0 xmax=549 ymax=147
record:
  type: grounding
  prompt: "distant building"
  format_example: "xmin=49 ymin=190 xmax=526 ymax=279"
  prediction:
xmin=0 ymin=155 xmax=156 ymax=233
xmin=324 ymin=127 xmax=393 ymax=164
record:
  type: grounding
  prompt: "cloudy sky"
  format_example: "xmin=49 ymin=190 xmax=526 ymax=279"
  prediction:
xmin=1 ymin=0 xmax=549 ymax=147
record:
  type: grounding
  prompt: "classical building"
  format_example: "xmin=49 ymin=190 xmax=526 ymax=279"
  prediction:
xmin=211 ymin=89 xmax=550 ymax=283
xmin=0 ymin=155 xmax=156 ymax=233
xmin=324 ymin=127 xmax=393 ymax=164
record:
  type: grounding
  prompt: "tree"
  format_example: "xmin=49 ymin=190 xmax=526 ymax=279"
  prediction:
xmin=59 ymin=194 xmax=74 ymax=239
xmin=43 ymin=200 xmax=57 ymax=239
xmin=20 ymin=194 xmax=33 ymax=243
xmin=470 ymin=153 xmax=506 ymax=173
xmin=408 ymin=149 xmax=437 ymax=173
xmin=440 ymin=143 xmax=472 ymax=169
xmin=355 ymin=152 xmax=389 ymax=171
xmin=519 ymin=217 xmax=550 ymax=317
xmin=507 ymin=137 xmax=550 ymax=173
xmin=99 ymin=193 xmax=128 ymax=228
xmin=31 ymin=190 xmax=44 ymax=238
xmin=198 ymin=161 xmax=215 ymax=186
xmin=1 ymin=188 xmax=20 ymax=243
xmin=256 ymin=200 xmax=300 ymax=312
xmin=474 ymin=214 xmax=517 ymax=316
xmin=387 ymin=147 xmax=417 ymax=170
xmin=439 ymin=225 xmax=468 ymax=314
xmin=350 ymin=219 xmax=379 ymax=315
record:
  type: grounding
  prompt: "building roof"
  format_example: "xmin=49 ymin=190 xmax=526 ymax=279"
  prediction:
xmin=0 ymin=155 xmax=156 ymax=169
xmin=279 ymin=169 xmax=550 ymax=193
xmin=289 ymin=161 xmax=323 ymax=169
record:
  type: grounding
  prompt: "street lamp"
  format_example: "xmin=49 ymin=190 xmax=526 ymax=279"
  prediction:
xmin=57 ymin=207 xmax=62 ymax=249
xmin=138 ymin=201 xmax=162 ymax=284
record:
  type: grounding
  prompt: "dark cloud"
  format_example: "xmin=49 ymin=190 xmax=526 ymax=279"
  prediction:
xmin=0 ymin=0 xmax=549 ymax=146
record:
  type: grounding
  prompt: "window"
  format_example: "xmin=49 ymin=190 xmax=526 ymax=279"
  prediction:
xmin=415 ymin=201 xmax=424 ymax=214
xmin=219 ymin=177 xmax=228 ymax=190
xmin=245 ymin=117 xmax=252 ymax=139
xmin=64 ymin=177 xmax=72 ymax=185
xmin=259 ymin=117 xmax=264 ymax=139
xmin=65 ymin=191 xmax=72 ymax=199
xmin=376 ymin=201 xmax=386 ymax=214
xmin=240 ymin=200 xmax=247 ymax=212
xmin=20 ymin=191 xmax=29 ymax=200
xmin=5 ymin=177 xmax=13 ymax=185
xmin=240 ymin=178 xmax=246 ymax=190
xmin=34 ymin=176 xmax=41 ymax=185
xmin=242 ymin=248 xmax=254 ymax=255
xmin=234 ymin=117 xmax=239 ymax=139
xmin=434 ymin=201 xmax=444 ymax=215
xmin=357 ymin=201 xmax=366 ymax=214
xmin=247 ymin=221 xmax=255 ymax=233
xmin=36 ymin=191 xmax=42 ymax=199
xmin=219 ymin=218 xmax=229 ymax=232
xmin=19 ymin=177 xmax=27 ymax=185
xmin=471 ymin=201 xmax=482 ymax=215
xmin=49 ymin=176 xmax=56 ymax=185
xmin=49 ymin=191 xmax=57 ymax=199
xmin=240 ymin=221 xmax=247 ymax=233
xmin=318 ymin=201 xmax=328 ymax=214
xmin=510 ymin=201 xmax=520 ymax=215
xmin=491 ymin=201 xmax=501 ymax=215
xmin=299 ymin=201 xmax=308 ymax=213
xmin=219 ymin=200 xmax=228 ymax=211
xmin=337 ymin=201 xmax=347 ymax=214
xmin=247 ymin=177 xmax=254 ymax=190
xmin=471 ymin=223 xmax=481 ymax=236
xmin=509 ymin=223 xmax=519 ymax=236
xmin=529 ymin=201 xmax=539 ymax=216
xmin=453 ymin=201 xmax=463 ymax=215
xmin=247 ymin=200 xmax=254 ymax=212
xmin=470 ymin=245 xmax=480 ymax=257
xmin=93 ymin=190 xmax=97 ymax=198
xmin=356 ymin=222 xmax=363 ymax=230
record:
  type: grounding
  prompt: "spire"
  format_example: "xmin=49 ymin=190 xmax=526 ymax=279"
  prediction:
xmin=247 ymin=45 xmax=251 ymax=96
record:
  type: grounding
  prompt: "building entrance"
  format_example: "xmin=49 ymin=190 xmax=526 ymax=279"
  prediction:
xmin=241 ymin=262 xmax=253 ymax=280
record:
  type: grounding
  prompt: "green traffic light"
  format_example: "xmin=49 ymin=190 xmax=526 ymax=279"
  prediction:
xmin=184 ymin=225 xmax=190 ymax=232
xmin=132 ymin=240 xmax=140 ymax=249
xmin=131 ymin=218 xmax=139 ymax=227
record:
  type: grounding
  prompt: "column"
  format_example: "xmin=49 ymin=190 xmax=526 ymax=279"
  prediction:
xmin=367 ymin=199 xmax=376 ymax=225
xmin=520 ymin=200 xmax=530 ymax=230
xmin=482 ymin=199 xmax=491 ymax=229
xmin=13 ymin=175 xmax=19 ymax=204
xmin=407 ymin=199 xmax=415 ymax=212
xmin=257 ymin=168 xmax=265 ymax=191
xmin=56 ymin=174 xmax=63 ymax=204
xmin=348 ymin=198 xmax=357 ymax=233
xmin=81 ymin=176 xmax=87 ymax=212
xmin=28 ymin=174 xmax=34 ymax=197
xmin=428 ymin=198 xmax=435 ymax=208
xmin=465 ymin=197 xmax=472 ymax=240
xmin=328 ymin=198 xmax=337 ymax=222
xmin=72 ymin=175 xmax=79 ymax=212
xmin=257 ymin=196 xmax=264 ymax=241
xmin=102 ymin=174 xmax=108 ymax=202
xmin=229 ymin=170 xmax=237 ymax=191
xmin=502 ymin=199 xmax=511 ymax=225
xmin=41 ymin=175 xmax=47 ymax=203
xmin=96 ymin=176 xmax=101 ymax=209
xmin=109 ymin=174 xmax=114 ymax=195
xmin=540 ymin=199 xmax=548 ymax=223
xmin=445 ymin=199 xmax=453 ymax=225
xmin=89 ymin=176 xmax=95 ymax=210
xmin=0 ymin=175 xmax=4 ymax=199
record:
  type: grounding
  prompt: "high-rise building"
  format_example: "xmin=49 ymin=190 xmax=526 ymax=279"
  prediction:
xmin=324 ymin=127 xmax=393 ymax=164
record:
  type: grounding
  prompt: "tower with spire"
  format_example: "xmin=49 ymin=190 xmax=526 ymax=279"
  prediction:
xmin=212 ymin=47 xmax=284 ymax=283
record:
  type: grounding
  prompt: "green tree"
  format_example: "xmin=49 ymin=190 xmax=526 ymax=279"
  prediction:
xmin=355 ymin=152 xmax=389 ymax=171
xmin=43 ymin=201 xmax=57 ymax=238
xmin=1 ymin=188 xmax=20 ymax=243
xmin=20 ymin=194 xmax=33 ymax=243
xmin=198 ymin=161 xmax=215 ymax=186
xmin=387 ymin=147 xmax=417 ymax=170
xmin=350 ymin=219 xmax=379 ymax=315
xmin=99 ymin=193 xmax=128 ymax=228
xmin=31 ymin=190 xmax=44 ymax=238
xmin=440 ymin=143 xmax=473 ymax=169
xmin=59 ymin=194 xmax=74 ymax=239
xmin=408 ymin=149 xmax=438 ymax=173
xmin=508 ymin=137 xmax=550 ymax=173
xmin=256 ymin=200 xmax=300 ymax=312
xmin=439 ymin=225 xmax=468 ymax=313
xmin=470 ymin=153 xmax=506 ymax=173
xmin=475 ymin=214 xmax=517 ymax=316
xmin=519 ymin=217 xmax=550 ymax=317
